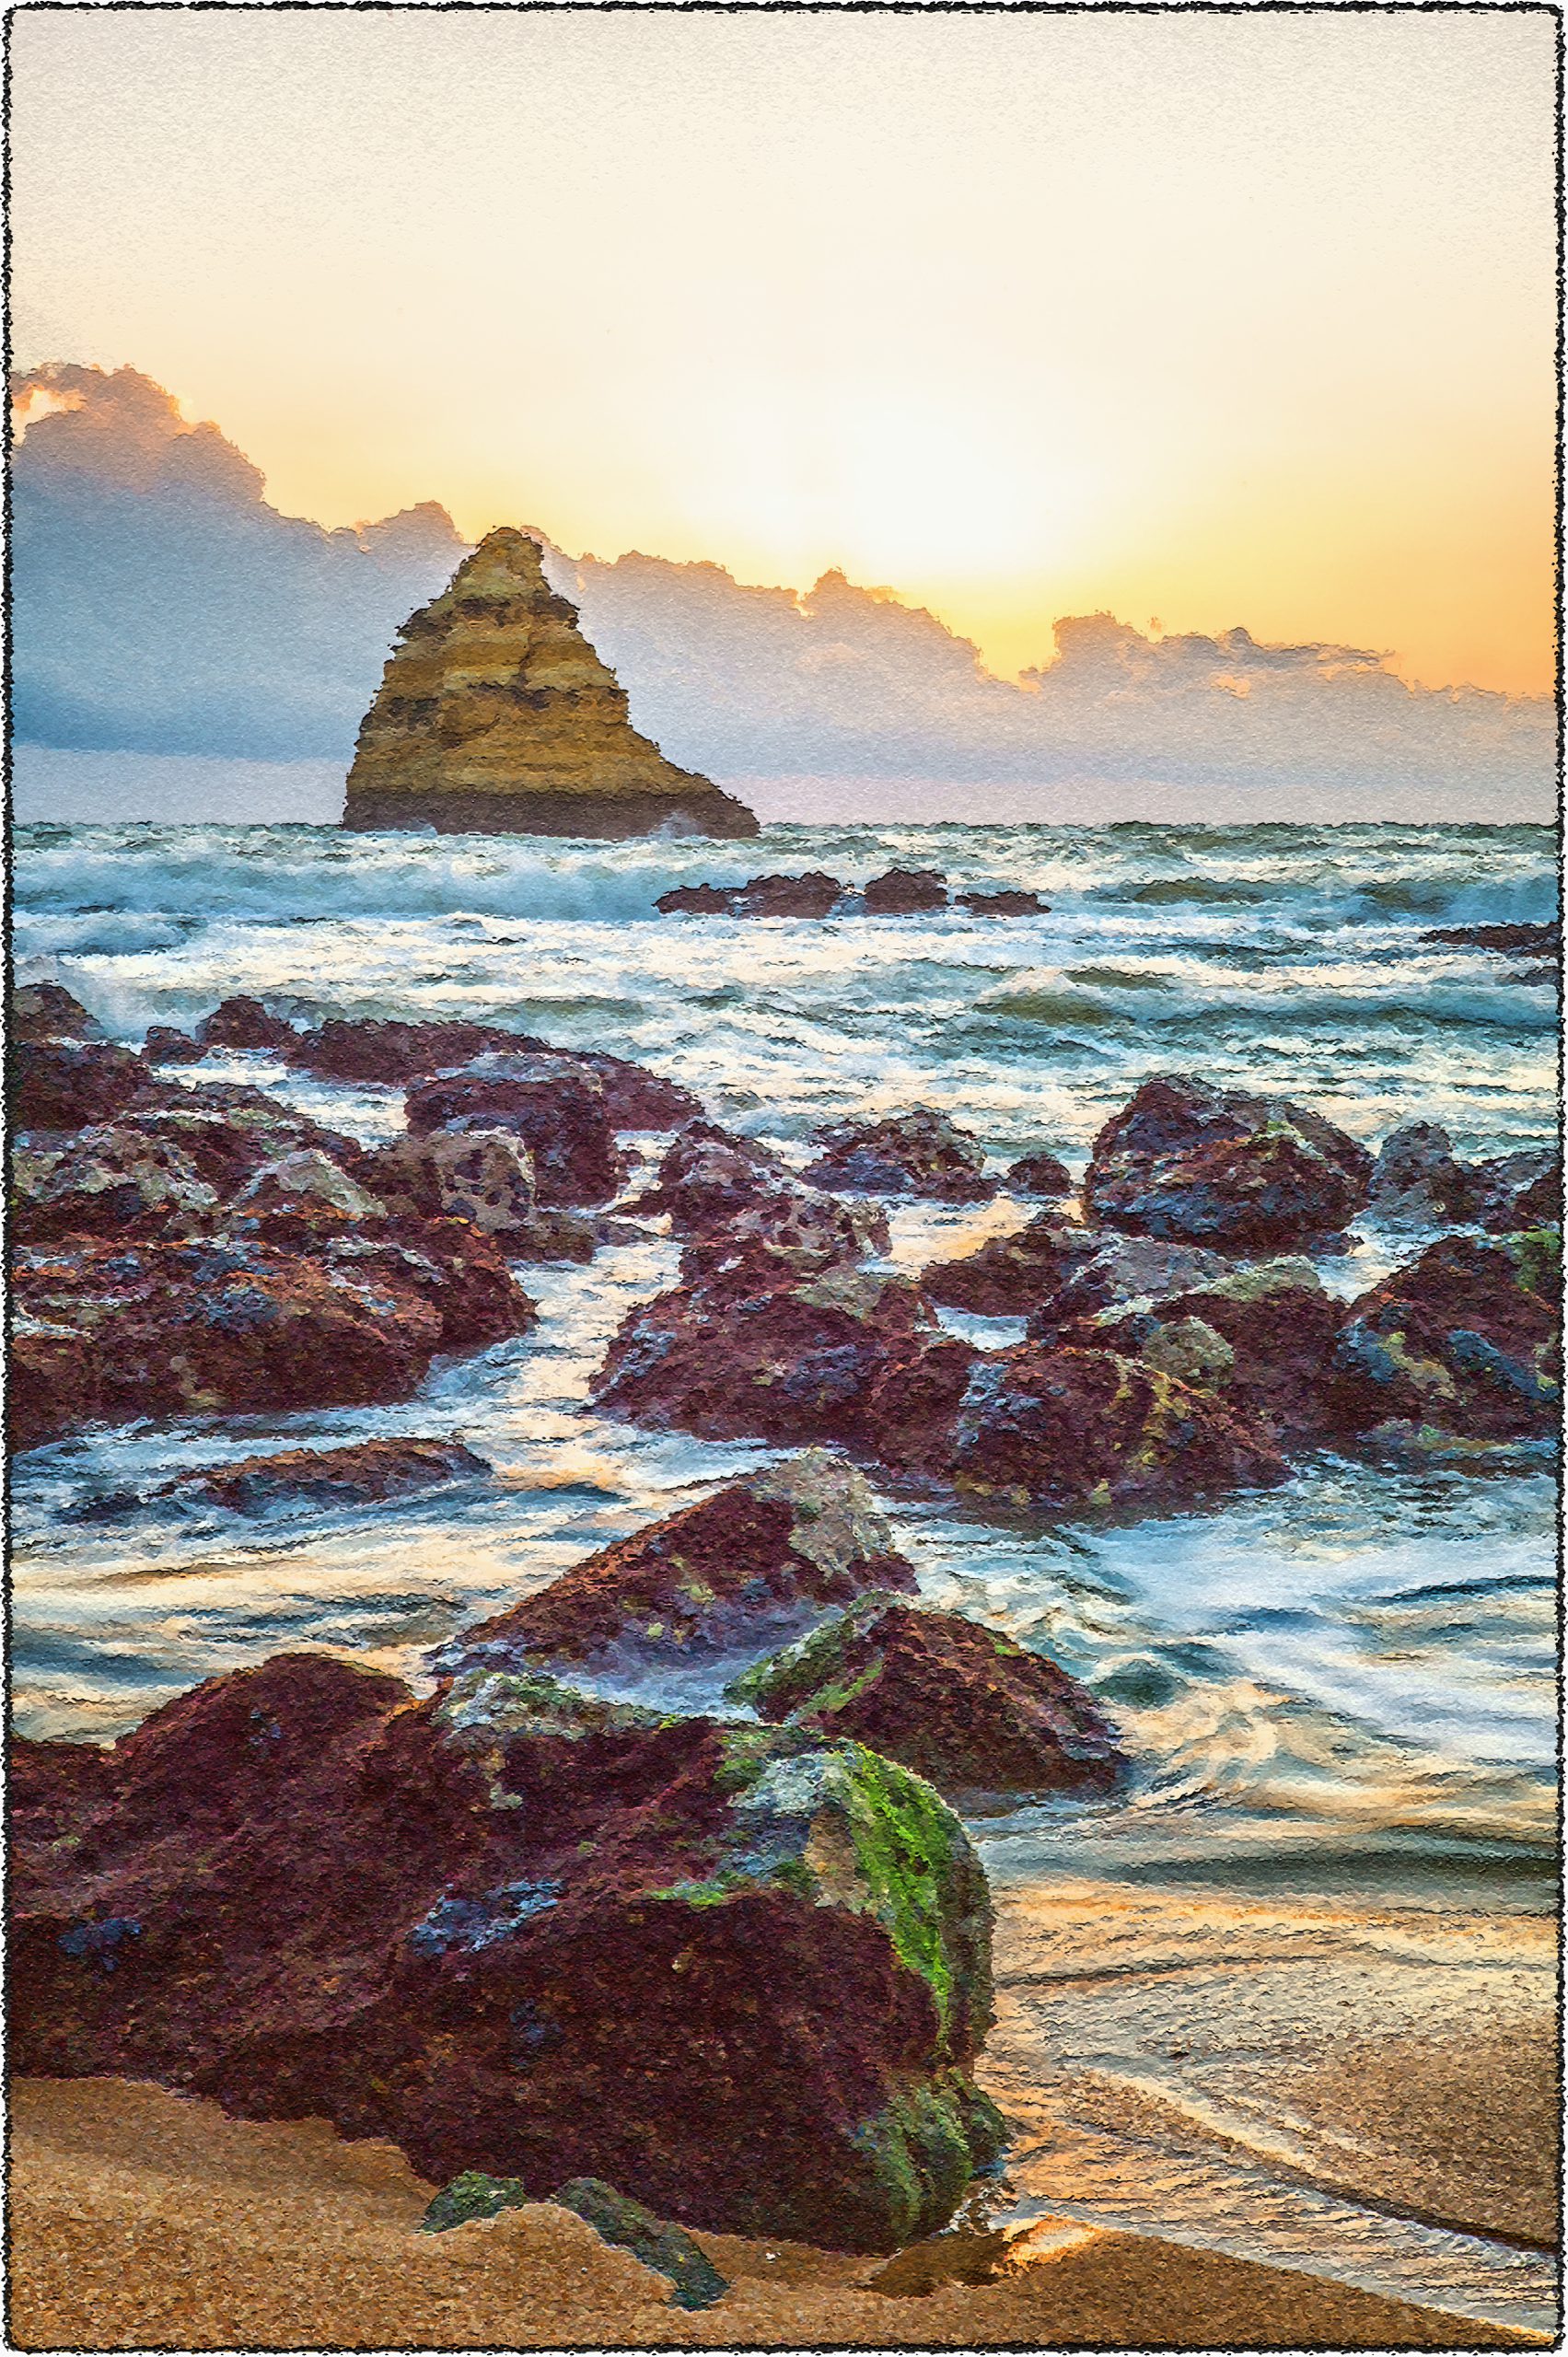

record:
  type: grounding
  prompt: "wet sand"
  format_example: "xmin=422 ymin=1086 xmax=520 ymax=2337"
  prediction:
xmin=8 ymin=2076 xmax=1546 ymax=2350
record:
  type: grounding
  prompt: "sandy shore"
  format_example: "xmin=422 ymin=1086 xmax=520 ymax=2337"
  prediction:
xmin=9 ymin=2076 xmax=1547 ymax=2351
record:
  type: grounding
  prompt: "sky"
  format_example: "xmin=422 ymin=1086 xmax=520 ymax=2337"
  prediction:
xmin=9 ymin=6 xmax=1559 ymax=697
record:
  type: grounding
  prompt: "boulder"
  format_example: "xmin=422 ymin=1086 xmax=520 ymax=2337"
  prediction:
xmin=1459 ymin=1149 xmax=1562 ymax=1234
xmin=10 ymin=1123 xmax=220 ymax=1246
xmin=732 ymin=871 xmax=846 ymax=919
xmin=863 ymin=869 xmax=947 ymax=915
xmin=354 ymin=1128 xmax=540 ymax=1239
xmin=923 ymin=1214 xmax=1091 ymax=1318
xmin=730 ymin=1596 xmax=1127 ymax=1800
xmin=1003 ymin=1152 xmax=1073 ymax=1199
xmin=1332 ymin=1232 xmax=1561 ymax=1441
xmin=1022 ymin=1234 xmax=1233 ymax=1341
xmin=405 ymin=1054 xmax=627 ymax=1207
xmin=228 ymin=1149 xmax=388 ymax=1239
xmin=443 ymin=1452 xmax=918 ymax=1673
xmin=857 ymin=1331 xmax=983 ymax=1477
xmin=142 ymin=1025 xmax=203 ymax=1065
xmin=11 ymin=1654 xmax=1000 ymax=2251
xmin=633 ymin=1120 xmax=888 ymax=1274
xmin=1087 ymin=1261 xmax=1345 ymax=1446
xmin=655 ymin=883 xmax=738 ymax=916
xmin=161 ymin=1437 xmax=490 ymax=1515
xmin=284 ymin=1016 xmax=530 ymax=1084
xmin=95 ymin=1087 xmax=364 ymax=1200
xmin=9 ymin=1227 xmax=536 ymax=1453
xmin=1370 ymin=1121 xmax=1471 ymax=1225
xmin=955 ymin=890 xmax=1047 ymax=918
xmin=1083 ymin=1074 xmax=1373 ymax=1250
xmin=947 ymin=1343 xmax=1288 ymax=1509
xmin=806 ymin=1109 xmax=994 ymax=1202
xmin=342 ymin=527 xmax=758 ymax=840
xmin=194 ymin=996 xmax=299 ymax=1054
xmin=9 ymin=1039 xmax=159 ymax=1132
xmin=592 ymin=1261 xmax=944 ymax=1453
xmin=10 ymin=982 xmax=103 ymax=1042
xmin=575 ymin=1053 xmax=702 ymax=1132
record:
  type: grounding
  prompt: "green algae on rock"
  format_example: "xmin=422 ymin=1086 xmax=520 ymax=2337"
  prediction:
xmin=553 ymin=2177 xmax=730 ymax=2309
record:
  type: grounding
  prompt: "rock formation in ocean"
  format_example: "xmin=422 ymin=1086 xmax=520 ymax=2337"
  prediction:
xmin=341 ymin=528 xmax=759 ymax=841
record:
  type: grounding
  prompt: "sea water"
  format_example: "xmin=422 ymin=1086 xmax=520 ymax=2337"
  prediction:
xmin=10 ymin=816 xmax=1561 ymax=2328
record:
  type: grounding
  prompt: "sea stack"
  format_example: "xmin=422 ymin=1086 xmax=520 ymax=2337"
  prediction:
xmin=342 ymin=528 xmax=758 ymax=840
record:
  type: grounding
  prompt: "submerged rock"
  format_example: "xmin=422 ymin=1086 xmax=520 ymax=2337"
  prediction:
xmin=1423 ymin=920 xmax=1561 ymax=960
xmin=806 ymin=1109 xmax=994 ymax=1202
xmin=161 ymin=1437 xmax=490 ymax=1515
xmin=863 ymin=868 xmax=947 ymax=915
xmin=342 ymin=527 xmax=757 ymax=840
xmin=731 ymin=1596 xmax=1127 ymax=1801
xmin=1083 ymin=1074 xmax=1373 ymax=1251
xmin=956 ymin=889 xmax=1048 ymax=918
xmin=11 ymin=1652 xmax=1001 ymax=2251
xmin=443 ymin=1451 xmax=918 ymax=1671
xmin=656 ymin=873 xmax=847 ymax=920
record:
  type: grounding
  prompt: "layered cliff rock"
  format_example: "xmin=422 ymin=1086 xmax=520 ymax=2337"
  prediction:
xmin=342 ymin=528 xmax=757 ymax=839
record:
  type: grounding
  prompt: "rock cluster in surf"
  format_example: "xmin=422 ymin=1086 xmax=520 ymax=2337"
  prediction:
xmin=341 ymin=528 xmax=758 ymax=841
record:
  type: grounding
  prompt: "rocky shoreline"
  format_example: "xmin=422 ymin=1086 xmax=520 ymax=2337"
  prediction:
xmin=7 ymin=977 xmax=1562 ymax=2291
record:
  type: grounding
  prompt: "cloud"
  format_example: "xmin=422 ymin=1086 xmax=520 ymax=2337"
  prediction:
xmin=10 ymin=363 xmax=1554 ymax=819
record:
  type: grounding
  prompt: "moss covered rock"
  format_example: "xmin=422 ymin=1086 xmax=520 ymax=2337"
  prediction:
xmin=730 ymin=1596 xmax=1127 ymax=1801
xmin=12 ymin=1649 xmax=1001 ymax=2254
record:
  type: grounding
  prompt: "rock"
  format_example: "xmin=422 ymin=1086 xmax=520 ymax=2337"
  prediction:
xmin=142 ymin=1025 xmax=203 ymax=1065
xmin=9 ymin=1227 xmax=536 ymax=1453
xmin=406 ymin=1054 xmax=627 ymax=1207
xmin=956 ymin=890 xmax=1048 ymax=917
xmin=634 ymin=1120 xmax=888 ymax=1275
xmin=285 ymin=1016 xmax=531 ymax=1084
xmin=857 ymin=1332 xmax=983 ymax=1477
xmin=1134 ymin=1261 xmax=1346 ymax=1446
xmin=552 ymin=2179 xmax=730 ymax=2309
xmin=513 ymin=1207 xmax=600 ymax=1263
xmin=10 ymin=1122 xmax=221 ymax=1246
xmin=1004 ymin=1152 xmax=1073 ymax=1198
xmin=806 ymin=1109 xmax=994 ymax=1202
xmin=733 ymin=871 xmax=846 ymax=919
xmin=655 ymin=883 xmax=738 ymax=916
xmin=1423 ymin=921 xmax=1560 ymax=959
xmin=422 ymin=2172 xmax=530 ymax=2232
xmin=1370 ymin=1121 xmax=1471 ymax=1225
xmin=193 ymin=997 xmax=299 ymax=1054
xmin=863 ymin=869 xmax=947 ymax=915
xmin=923 ymin=1214 xmax=1090 ymax=1317
xmin=444 ymin=1452 xmax=917 ymax=1673
xmin=229 ymin=1150 xmax=388 ymax=1239
xmin=1458 ymin=1149 xmax=1562 ymax=1234
xmin=342 ymin=527 xmax=758 ymax=840
xmin=575 ymin=1052 xmax=701 ymax=1132
xmin=110 ymin=1088 xmax=363 ymax=1199
xmin=947 ymin=1344 xmax=1288 ymax=1509
xmin=354 ymin=1128 xmax=539 ymax=1238
xmin=1332 ymin=1232 xmax=1561 ymax=1441
xmin=1083 ymin=1074 xmax=1373 ymax=1251
xmin=11 ymin=982 xmax=103 ymax=1042
xmin=11 ymin=1652 xmax=1001 ymax=2250
xmin=162 ymin=1437 xmax=490 ymax=1515
xmin=1022 ymin=1234 xmax=1233 ymax=1341
xmin=10 ymin=1039 xmax=159 ymax=1132
xmin=731 ymin=1596 xmax=1127 ymax=1801
xmin=592 ymin=1261 xmax=942 ymax=1452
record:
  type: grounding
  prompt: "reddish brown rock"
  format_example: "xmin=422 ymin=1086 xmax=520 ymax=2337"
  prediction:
xmin=806 ymin=1109 xmax=993 ymax=1202
xmin=634 ymin=1121 xmax=889 ymax=1273
xmin=445 ymin=1452 xmax=918 ymax=1672
xmin=1003 ymin=1152 xmax=1073 ymax=1199
xmin=732 ymin=1598 xmax=1127 ymax=1800
xmin=9 ymin=1039 xmax=160 ymax=1132
xmin=11 ymin=1122 xmax=220 ymax=1247
xmin=194 ymin=997 xmax=300 ymax=1054
xmin=1084 ymin=1074 xmax=1373 ymax=1251
xmin=857 ymin=1333 xmax=981 ymax=1477
xmin=655 ymin=882 xmax=738 ymax=916
xmin=110 ymin=1088 xmax=363 ymax=1200
xmin=10 ymin=1653 xmax=1000 ymax=2250
xmin=592 ymin=1261 xmax=942 ymax=1452
xmin=1332 ymin=1232 xmax=1560 ymax=1441
xmin=162 ymin=1437 xmax=490 ymax=1515
xmin=732 ymin=871 xmax=846 ymax=919
xmin=956 ymin=890 xmax=1047 ymax=918
xmin=11 ymin=982 xmax=103 ymax=1042
xmin=405 ymin=1054 xmax=628 ymax=1207
xmin=947 ymin=1343 xmax=1287 ymax=1509
xmin=1459 ymin=1150 xmax=1562 ymax=1234
xmin=142 ymin=1024 xmax=204 ymax=1065
xmin=1129 ymin=1262 xmax=1348 ymax=1446
xmin=285 ymin=1016 xmax=530 ymax=1084
xmin=1023 ymin=1236 xmax=1237 ymax=1343
xmin=863 ymin=869 xmax=947 ymax=915
xmin=923 ymin=1215 xmax=1092 ymax=1317
xmin=575 ymin=1053 xmax=702 ymax=1132
xmin=9 ymin=1226 xmax=535 ymax=1454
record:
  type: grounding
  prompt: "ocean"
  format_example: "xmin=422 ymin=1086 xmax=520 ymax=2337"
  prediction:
xmin=10 ymin=815 xmax=1562 ymax=2329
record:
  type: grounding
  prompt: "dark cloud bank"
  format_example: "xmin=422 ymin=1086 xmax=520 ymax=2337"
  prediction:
xmin=11 ymin=363 xmax=1554 ymax=825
